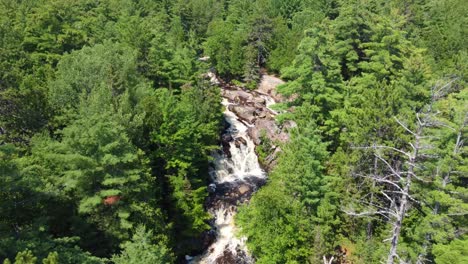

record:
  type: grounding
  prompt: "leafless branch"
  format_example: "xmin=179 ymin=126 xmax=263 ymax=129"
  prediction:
xmin=395 ymin=117 xmax=416 ymax=136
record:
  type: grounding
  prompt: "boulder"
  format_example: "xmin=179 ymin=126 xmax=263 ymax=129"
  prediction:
xmin=244 ymin=100 xmax=264 ymax=110
xmin=208 ymin=183 xmax=217 ymax=193
xmin=234 ymin=137 xmax=247 ymax=148
xmin=228 ymin=105 xmax=256 ymax=124
xmin=253 ymin=96 xmax=266 ymax=105
xmin=255 ymin=108 xmax=267 ymax=118
xmin=222 ymin=89 xmax=253 ymax=104
xmin=222 ymin=134 xmax=233 ymax=143
xmin=222 ymin=90 xmax=238 ymax=102
xmin=238 ymin=184 xmax=250 ymax=195
xmin=221 ymin=134 xmax=233 ymax=158
xmin=257 ymin=75 xmax=285 ymax=102
xmin=215 ymin=249 xmax=236 ymax=264
xmin=236 ymin=90 xmax=253 ymax=101
xmin=247 ymin=119 xmax=280 ymax=145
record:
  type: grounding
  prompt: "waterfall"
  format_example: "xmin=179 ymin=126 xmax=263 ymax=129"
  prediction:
xmin=188 ymin=99 xmax=266 ymax=264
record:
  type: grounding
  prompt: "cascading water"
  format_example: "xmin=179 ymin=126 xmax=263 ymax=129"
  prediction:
xmin=188 ymin=99 xmax=266 ymax=264
xmin=212 ymin=101 xmax=265 ymax=183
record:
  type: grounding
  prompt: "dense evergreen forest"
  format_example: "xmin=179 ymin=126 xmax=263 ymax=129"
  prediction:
xmin=0 ymin=0 xmax=466 ymax=263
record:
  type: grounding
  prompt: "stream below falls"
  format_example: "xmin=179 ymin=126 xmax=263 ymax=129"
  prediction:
xmin=188 ymin=99 xmax=267 ymax=264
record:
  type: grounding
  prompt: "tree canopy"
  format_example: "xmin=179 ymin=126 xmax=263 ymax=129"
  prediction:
xmin=0 ymin=0 xmax=466 ymax=263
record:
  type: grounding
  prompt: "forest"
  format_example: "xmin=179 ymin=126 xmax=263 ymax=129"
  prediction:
xmin=0 ymin=0 xmax=466 ymax=263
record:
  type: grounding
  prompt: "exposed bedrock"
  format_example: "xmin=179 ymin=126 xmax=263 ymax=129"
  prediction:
xmin=220 ymin=75 xmax=294 ymax=170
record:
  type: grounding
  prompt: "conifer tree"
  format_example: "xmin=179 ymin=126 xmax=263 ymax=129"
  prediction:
xmin=112 ymin=226 xmax=172 ymax=264
xmin=23 ymin=111 xmax=162 ymax=242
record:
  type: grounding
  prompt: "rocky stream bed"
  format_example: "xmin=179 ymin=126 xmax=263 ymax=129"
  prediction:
xmin=187 ymin=75 xmax=293 ymax=264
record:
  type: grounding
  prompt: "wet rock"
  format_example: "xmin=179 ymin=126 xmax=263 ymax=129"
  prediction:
xmin=222 ymin=146 xmax=231 ymax=158
xmin=202 ymin=229 xmax=217 ymax=249
xmin=234 ymin=137 xmax=247 ymax=148
xmin=212 ymin=247 xmax=253 ymax=264
xmin=209 ymin=246 xmax=256 ymax=264
xmin=222 ymin=134 xmax=234 ymax=142
xmin=223 ymin=118 xmax=231 ymax=131
xmin=215 ymin=249 xmax=236 ymax=264
xmin=235 ymin=247 xmax=254 ymax=264
xmin=206 ymin=177 xmax=267 ymax=210
xmin=238 ymin=184 xmax=250 ymax=195
xmin=221 ymin=134 xmax=233 ymax=158
xmin=247 ymin=176 xmax=267 ymax=186
xmin=208 ymin=183 xmax=217 ymax=193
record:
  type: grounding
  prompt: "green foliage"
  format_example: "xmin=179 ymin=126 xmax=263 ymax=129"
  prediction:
xmin=1 ymin=0 xmax=227 ymax=261
xmin=203 ymin=0 xmax=330 ymax=80
xmin=48 ymin=41 xmax=149 ymax=127
xmin=241 ymin=1 xmax=466 ymax=263
xmin=404 ymin=84 xmax=468 ymax=261
xmin=112 ymin=226 xmax=172 ymax=264
xmin=42 ymin=252 xmax=58 ymax=264
xmin=256 ymin=130 xmax=273 ymax=165
xmin=238 ymin=181 xmax=312 ymax=263
xmin=0 ymin=71 xmax=50 ymax=145
xmin=417 ymin=0 xmax=468 ymax=76
xmin=0 ymin=0 xmax=466 ymax=263
xmin=433 ymin=237 xmax=468 ymax=264
xmin=14 ymin=250 xmax=36 ymax=264
xmin=204 ymin=19 xmax=246 ymax=76
xmin=23 ymin=111 xmax=161 ymax=241
xmin=143 ymin=82 xmax=222 ymax=253
xmin=238 ymin=124 xmax=334 ymax=263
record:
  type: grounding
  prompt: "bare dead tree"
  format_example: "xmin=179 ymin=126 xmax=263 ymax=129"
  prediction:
xmin=344 ymin=80 xmax=462 ymax=264
xmin=323 ymin=256 xmax=334 ymax=264
xmin=344 ymin=114 xmax=428 ymax=264
xmin=385 ymin=116 xmax=425 ymax=264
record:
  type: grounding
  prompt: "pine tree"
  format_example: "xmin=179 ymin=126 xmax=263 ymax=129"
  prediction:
xmin=112 ymin=226 xmax=172 ymax=264
xmin=42 ymin=252 xmax=58 ymax=264
xmin=23 ymin=111 xmax=162 ymax=242
xmin=14 ymin=250 xmax=36 ymax=264
xmin=238 ymin=123 xmax=333 ymax=263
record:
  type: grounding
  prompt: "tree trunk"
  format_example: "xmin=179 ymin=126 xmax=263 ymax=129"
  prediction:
xmin=387 ymin=125 xmax=421 ymax=264
xmin=367 ymin=154 xmax=379 ymax=239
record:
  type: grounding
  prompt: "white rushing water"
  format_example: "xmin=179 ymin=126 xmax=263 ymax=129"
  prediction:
xmin=210 ymin=101 xmax=265 ymax=183
xmin=189 ymin=99 xmax=266 ymax=264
